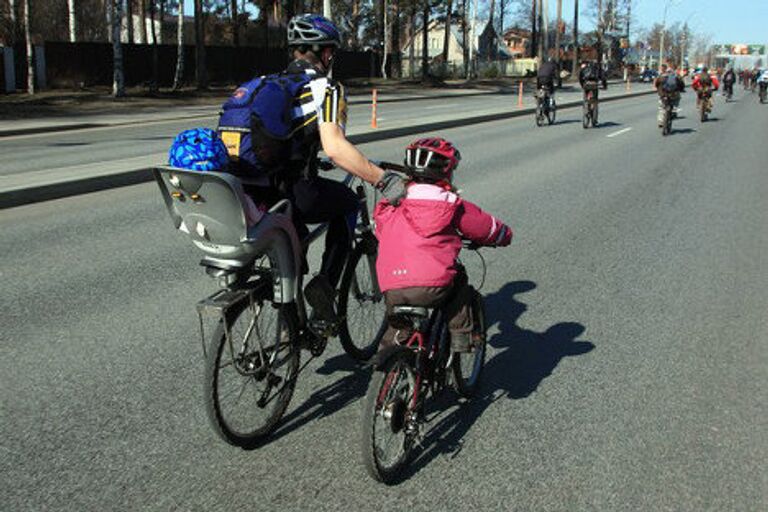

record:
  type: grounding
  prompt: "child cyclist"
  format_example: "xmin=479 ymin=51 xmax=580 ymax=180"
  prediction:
xmin=374 ymin=137 xmax=512 ymax=352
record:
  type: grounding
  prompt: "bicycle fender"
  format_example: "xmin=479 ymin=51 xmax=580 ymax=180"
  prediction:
xmin=368 ymin=345 xmax=415 ymax=371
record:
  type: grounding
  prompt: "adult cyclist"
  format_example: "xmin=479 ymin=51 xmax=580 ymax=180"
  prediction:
xmin=234 ymin=14 xmax=405 ymax=322
xmin=537 ymin=56 xmax=557 ymax=106
xmin=691 ymin=67 xmax=719 ymax=113
xmin=722 ymin=66 xmax=736 ymax=99
xmin=579 ymin=60 xmax=604 ymax=114
xmin=654 ymin=64 xmax=685 ymax=126
xmin=757 ymin=69 xmax=768 ymax=101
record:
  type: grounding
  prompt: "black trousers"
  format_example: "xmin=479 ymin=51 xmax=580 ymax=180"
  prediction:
xmin=245 ymin=175 xmax=359 ymax=288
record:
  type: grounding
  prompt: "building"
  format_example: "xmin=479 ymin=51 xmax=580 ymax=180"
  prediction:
xmin=502 ymin=28 xmax=531 ymax=59
xmin=401 ymin=21 xmax=467 ymax=76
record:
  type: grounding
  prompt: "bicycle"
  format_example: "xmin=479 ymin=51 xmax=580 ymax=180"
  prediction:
xmin=660 ymin=95 xmax=674 ymax=136
xmin=153 ymin=161 xmax=395 ymax=447
xmin=759 ymin=84 xmax=767 ymax=104
xmin=582 ymin=86 xmax=599 ymax=129
xmin=697 ymin=89 xmax=712 ymax=122
xmin=535 ymin=87 xmax=556 ymax=127
xmin=360 ymin=244 xmax=488 ymax=484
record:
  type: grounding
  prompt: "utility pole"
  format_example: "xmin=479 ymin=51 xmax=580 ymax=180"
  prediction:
xmin=658 ymin=0 xmax=674 ymax=73
xmin=597 ymin=0 xmax=603 ymax=68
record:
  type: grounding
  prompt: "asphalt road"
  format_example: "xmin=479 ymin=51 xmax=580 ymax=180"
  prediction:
xmin=2 ymin=91 xmax=767 ymax=511
xmin=0 ymin=82 xmax=646 ymax=178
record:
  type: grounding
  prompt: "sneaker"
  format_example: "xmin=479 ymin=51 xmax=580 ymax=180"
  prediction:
xmin=304 ymin=274 xmax=338 ymax=323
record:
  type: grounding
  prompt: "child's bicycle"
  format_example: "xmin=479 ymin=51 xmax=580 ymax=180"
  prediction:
xmin=360 ymin=243 xmax=488 ymax=484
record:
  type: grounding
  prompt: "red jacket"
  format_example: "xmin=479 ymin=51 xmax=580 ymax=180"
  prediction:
xmin=692 ymin=73 xmax=719 ymax=91
xmin=374 ymin=183 xmax=512 ymax=292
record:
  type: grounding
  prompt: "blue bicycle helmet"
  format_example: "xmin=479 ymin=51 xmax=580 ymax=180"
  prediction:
xmin=287 ymin=14 xmax=342 ymax=48
xmin=168 ymin=128 xmax=230 ymax=171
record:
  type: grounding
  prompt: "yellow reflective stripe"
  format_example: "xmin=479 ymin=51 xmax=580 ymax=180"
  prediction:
xmin=299 ymin=91 xmax=313 ymax=99
xmin=301 ymin=114 xmax=318 ymax=128
xmin=324 ymin=90 xmax=331 ymax=121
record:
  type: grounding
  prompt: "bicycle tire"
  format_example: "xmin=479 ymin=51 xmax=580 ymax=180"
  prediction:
xmin=547 ymin=101 xmax=557 ymax=125
xmin=582 ymin=102 xmax=590 ymax=129
xmin=361 ymin=349 xmax=418 ymax=484
xmin=535 ymin=103 xmax=545 ymax=127
xmin=663 ymin=107 xmax=672 ymax=136
xmin=338 ymin=245 xmax=386 ymax=361
xmin=591 ymin=102 xmax=599 ymax=127
xmin=452 ymin=288 xmax=487 ymax=398
xmin=204 ymin=293 xmax=300 ymax=448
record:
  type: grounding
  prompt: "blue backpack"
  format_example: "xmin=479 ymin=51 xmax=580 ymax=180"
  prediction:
xmin=217 ymin=72 xmax=314 ymax=176
xmin=662 ymin=72 xmax=679 ymax=92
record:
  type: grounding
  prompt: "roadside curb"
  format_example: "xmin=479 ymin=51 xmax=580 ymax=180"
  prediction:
xmin=0 ymin=88 xmax=656 ymax=209
xmin=0 ymin=90 xmax=505 ymax=139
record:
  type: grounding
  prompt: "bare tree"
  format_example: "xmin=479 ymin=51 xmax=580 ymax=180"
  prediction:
xmin=390 ymin=0 xmax=401 ymax=78
xmin=572 ymin=0 xmax=579 ymax=76
xmin=194 ymin=0 xmax=207 ymax=89
xmin=138 ymin=0 xmax=147 ymax=43
xmin=230 ymin=0 xmax=239 ymax=46
xmin=68 ymin=0 xmax=77 ymax=41
xmin=442 ymin=0 xmax=452 ymax=66
xmin=421 ymin=0 xmax=429 ymax=81
xmin=112 ymin=0 xmax=125 ymax=96
xmin=173 ymin=0 xmax=184 ymax=90
xmin=23 ymin=0 xmax=33 ymax=94
xmin=126 ymin=0 xmax=134 ymax=43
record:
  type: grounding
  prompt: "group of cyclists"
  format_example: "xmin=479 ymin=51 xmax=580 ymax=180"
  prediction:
xmin=534 ymin=53 xmax=768 ymax=131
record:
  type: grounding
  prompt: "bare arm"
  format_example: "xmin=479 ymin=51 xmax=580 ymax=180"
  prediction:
xmin=319 ymin=123 xmax=384 ymax=185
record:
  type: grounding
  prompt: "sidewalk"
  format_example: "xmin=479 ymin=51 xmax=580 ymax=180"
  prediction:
xmin=0 ymin=82 xmax=654 ymax=209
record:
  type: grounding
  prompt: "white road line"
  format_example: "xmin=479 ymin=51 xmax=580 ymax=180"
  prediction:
xmin=423 ymin=103 xmax=459 ymax=110
xmin=607 ymin=127 xmax=633 ymax=138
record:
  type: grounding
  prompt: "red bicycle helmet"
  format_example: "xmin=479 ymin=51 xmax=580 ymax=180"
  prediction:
xmin=404 ymin=137 xmax=461 ymax=184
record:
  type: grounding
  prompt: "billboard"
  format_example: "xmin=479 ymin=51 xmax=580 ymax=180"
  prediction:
xmin=713 ymin=44 xmax=766 ymax=56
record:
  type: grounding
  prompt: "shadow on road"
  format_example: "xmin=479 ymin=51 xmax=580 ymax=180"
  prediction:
xmin=591 ymin=121 xmax=622 ymax=129
xmin=672 ymin=128 xmax=697 ymax=135
xmin=257 ymin=354 xmax=369 ymax=448
xmin=399 ymin=280 xmax=595 ymax=482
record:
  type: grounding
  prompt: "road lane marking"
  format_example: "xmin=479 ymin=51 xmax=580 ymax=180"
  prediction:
xmin=607 ymin=127 xmax=633 ymax=138
xmin=424 ymin=103 xmax=460 ymax=110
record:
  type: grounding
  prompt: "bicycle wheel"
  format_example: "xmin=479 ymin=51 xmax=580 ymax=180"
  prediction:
xmin=204 ymin=291 xmax=300 ymax=448
xmin=452 ymin=288 xmax=487 ymax=398
xmin=700 ymin=103 xmax=707 ymax=122
xmin=547 ymin=100 xmax=557 ymax=125
xmin=662 ymin=108 xmax=672 ymax=136
xmin=591 ymin=102 xmax=599 ymax=127
xmin=582 ymin=102 xmax=590 ymax=129
xmin=361 ymin=349 xmax=418 ymax=484
xmin=535 ymin=102 xmax=545 ymax=127
xmin=338 ymin=244 xmax=386 ymax=361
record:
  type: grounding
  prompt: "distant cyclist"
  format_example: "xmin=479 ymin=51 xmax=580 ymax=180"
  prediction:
xmin=537 ymin=57 xmax=557 ymax=96
xmin=692 ymin=67 xmax=719 ymax=112
xmin=654 ymin=64 xmax=685 ymax=126
xmin=579 ymin=60 xmax=604 ymax=103
xmin=757 ymin=69 xmax=768 ymax=101
xmin=722 ymin=67 xmax=736 ymax=98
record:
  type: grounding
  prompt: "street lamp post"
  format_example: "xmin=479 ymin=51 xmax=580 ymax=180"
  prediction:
xmin=658 ymin=0 xmax=681 ymax=73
